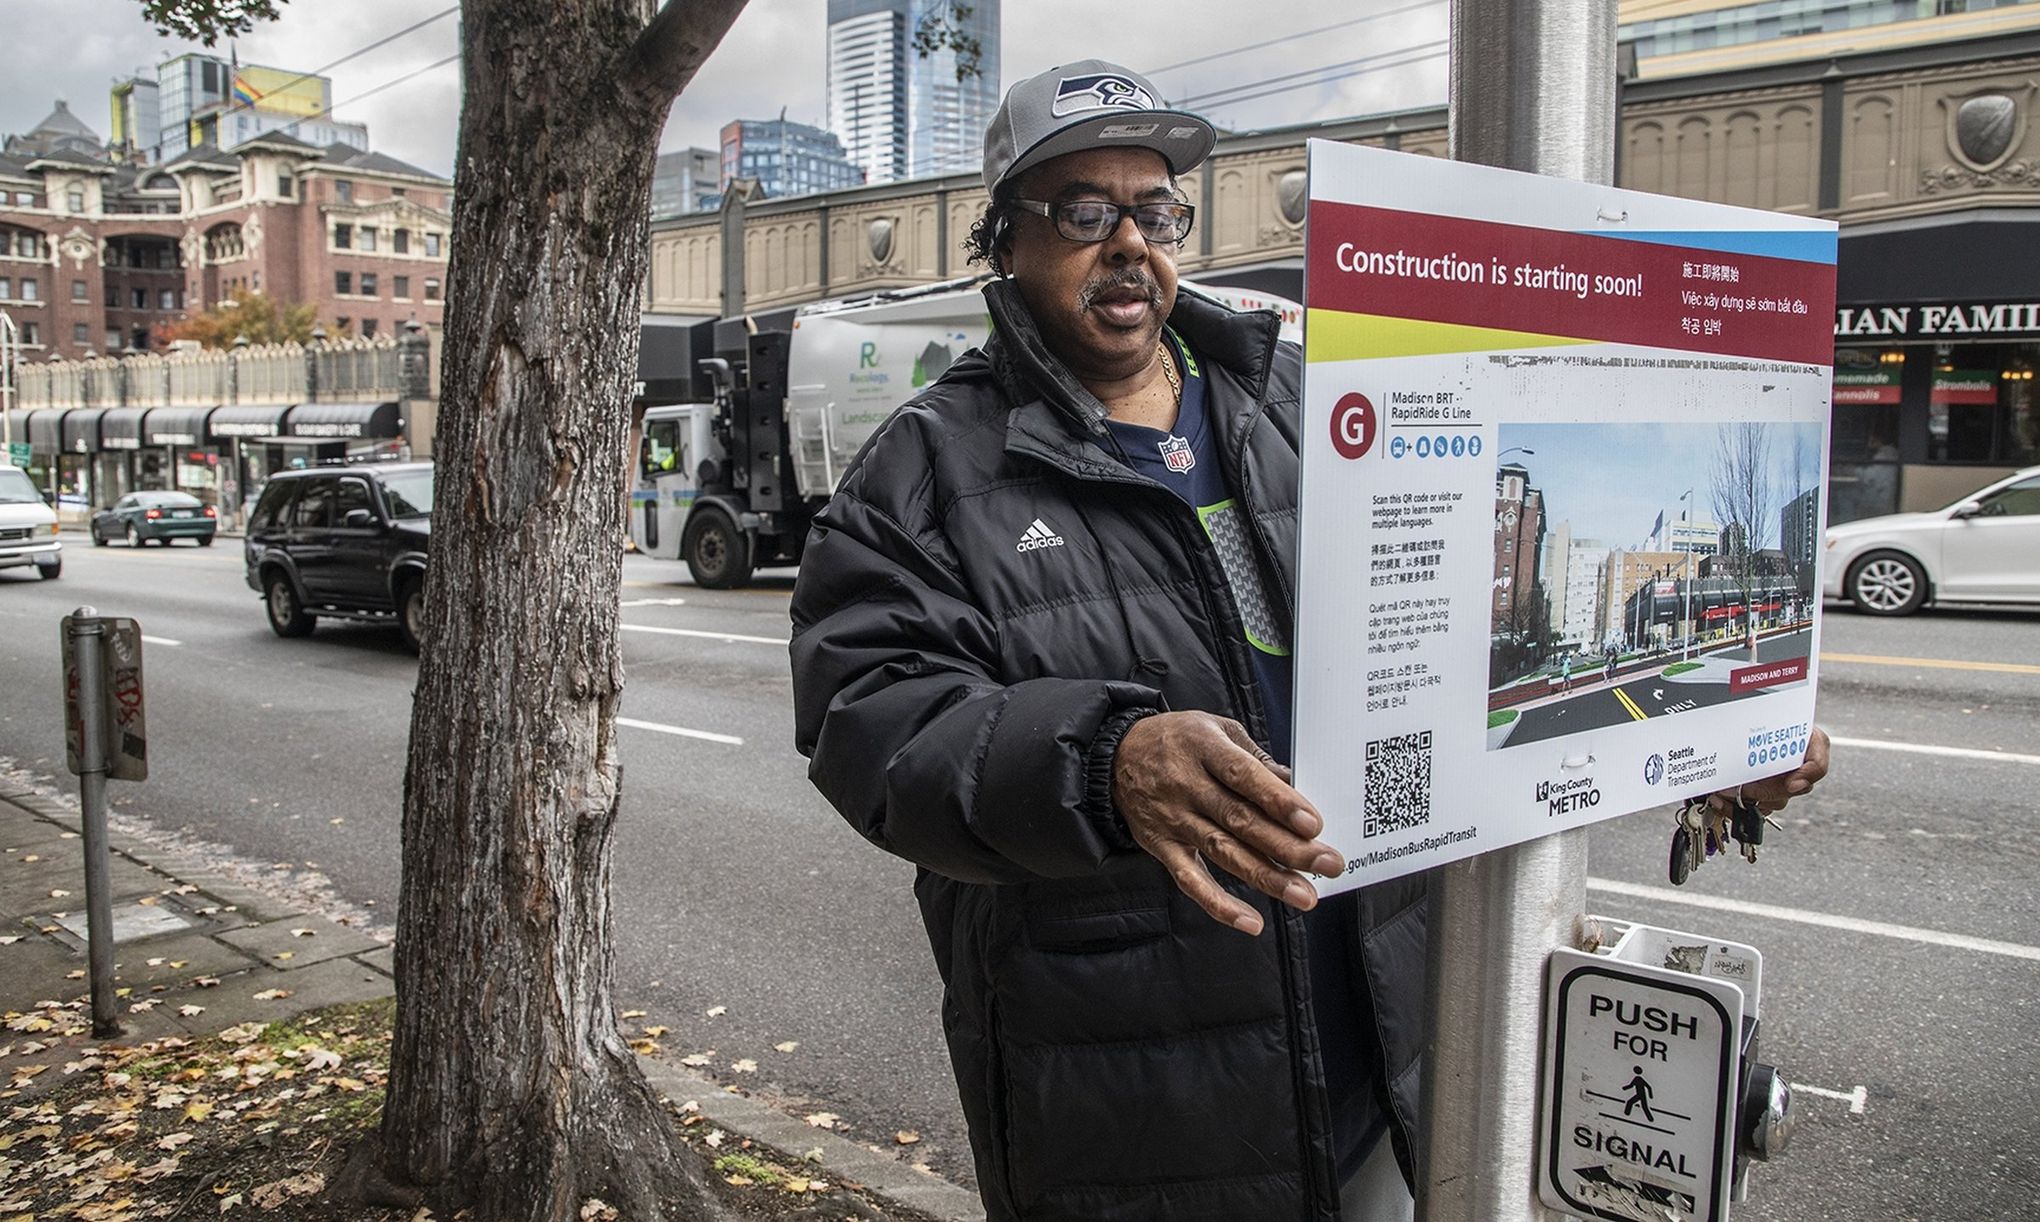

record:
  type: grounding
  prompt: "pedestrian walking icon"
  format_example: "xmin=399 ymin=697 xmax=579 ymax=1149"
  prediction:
xmin=1621 ymin=1066 xmax=1656 ymax=1123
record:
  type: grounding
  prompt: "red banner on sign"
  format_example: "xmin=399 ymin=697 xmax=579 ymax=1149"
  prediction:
xmin=1306 ymin=202 xmax=1838 ymax=364
xmin=1729 ymin=657 xmax=1808 ymax=692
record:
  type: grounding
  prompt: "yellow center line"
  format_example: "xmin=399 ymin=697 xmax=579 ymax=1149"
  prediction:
xmin=1613 ymin=687 xmax=1650 ymax=721
xmin=1821 ymin=652 xmax=2040 ymax=676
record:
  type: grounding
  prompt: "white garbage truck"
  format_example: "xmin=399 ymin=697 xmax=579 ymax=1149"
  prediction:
xmin=629 ymin=275 xmax=1301 ymax=588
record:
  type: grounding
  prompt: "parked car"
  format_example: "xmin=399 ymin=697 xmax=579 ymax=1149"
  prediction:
xmin=0 ymin=463 xmax=61 ymax=580
xmin=243 ymin=463 xmax=433 ymax=651
xmin=90 ymin=491 xmax=217 ymax=547
xmin=1823 ymin=464 xmax=2040 ymax=615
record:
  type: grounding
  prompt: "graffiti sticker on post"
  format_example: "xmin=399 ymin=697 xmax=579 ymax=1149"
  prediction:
xmin=61 ymin=615 xmax=147 ymax=782
xmin=1292 ymin=141 xmax=1838 ymax=892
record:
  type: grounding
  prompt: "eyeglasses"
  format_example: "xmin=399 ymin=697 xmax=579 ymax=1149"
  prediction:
xmin=1011 ymin=199 xmax=1195 ymax=245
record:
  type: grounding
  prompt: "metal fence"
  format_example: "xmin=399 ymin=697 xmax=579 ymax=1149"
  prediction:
xmin=9 ymin=331 xmax=415 ymax=409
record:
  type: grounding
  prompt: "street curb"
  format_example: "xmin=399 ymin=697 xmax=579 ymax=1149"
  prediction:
xmin=638 ymin=1057 xmax=986 ymax=1222
xmin=1 ymin=789 xmax=984 ymax=1221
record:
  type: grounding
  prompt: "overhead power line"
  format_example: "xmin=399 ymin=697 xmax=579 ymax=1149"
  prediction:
xmin=1176 ymin=38 xmax=1448 ymax=108
xmin=1198 ymin=45 xmax=1448 ymax=113
xmin=214 ymin=5 xmax=458 ymax=125
xmin=291 ymin=52 xmax=463 ymax=131
xmin=905 ymin=36 xmax=1448 ymax=181
xmin=1143 ymin=0 xmax=1447 ymax=78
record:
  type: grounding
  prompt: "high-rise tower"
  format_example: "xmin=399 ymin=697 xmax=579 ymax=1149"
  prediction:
xmin=826 ymin=0 xmax=1000 ymax=184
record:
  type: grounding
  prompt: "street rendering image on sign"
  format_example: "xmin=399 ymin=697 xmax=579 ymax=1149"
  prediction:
xmin=1292 ymin=141 xmax=1838 ymax=891
xmin=1486 ymin=419 xmax=1825 ymax=752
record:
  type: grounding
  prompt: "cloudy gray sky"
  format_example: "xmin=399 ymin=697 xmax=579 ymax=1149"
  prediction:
xmin=2 ymin=0 xmax=1449 ymax=180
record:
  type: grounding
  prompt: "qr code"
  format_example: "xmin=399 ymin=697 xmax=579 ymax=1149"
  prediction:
xmin=1364 ymin=730 xmax=1434 ymax=838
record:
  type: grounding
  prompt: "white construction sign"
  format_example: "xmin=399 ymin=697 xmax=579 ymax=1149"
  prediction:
xmin=1293 ymin=141 xmax=1838 ymax=891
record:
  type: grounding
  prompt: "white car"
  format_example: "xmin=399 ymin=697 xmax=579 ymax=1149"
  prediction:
xmin=0 ymin=464 xmax=62 ymax=580
xmin=1823 ymin=464 xmax=2040 ymax=615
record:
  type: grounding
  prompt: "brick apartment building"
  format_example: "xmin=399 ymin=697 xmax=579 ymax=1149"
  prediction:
xmin=0 ymin=102 xmax=451 ymax=359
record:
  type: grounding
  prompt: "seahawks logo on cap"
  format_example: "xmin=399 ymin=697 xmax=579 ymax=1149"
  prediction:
xmin=1051 ymin=73 xmax=1156 ymax=117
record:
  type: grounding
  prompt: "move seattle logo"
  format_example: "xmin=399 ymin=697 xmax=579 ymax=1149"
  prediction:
xmin=1748 ymin=723 xmax=1811 ymax=769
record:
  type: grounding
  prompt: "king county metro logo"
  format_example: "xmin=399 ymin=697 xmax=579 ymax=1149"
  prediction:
xmin=1644 ymin=753 xmax=1665 ymax=786
xmin=1052 ymin=74 xmax=1157 ymax=117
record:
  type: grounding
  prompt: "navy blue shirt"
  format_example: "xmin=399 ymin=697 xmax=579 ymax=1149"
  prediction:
xmin=1104 ymin=329 xmax=1382 ymax=1183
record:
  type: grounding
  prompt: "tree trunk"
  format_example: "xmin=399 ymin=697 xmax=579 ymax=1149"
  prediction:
xmin=382 ymin=2 xmax=744 ymax=1217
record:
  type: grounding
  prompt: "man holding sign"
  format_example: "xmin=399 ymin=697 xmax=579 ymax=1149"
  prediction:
xmin=791 ymin=62 xmax=1826 ymax=1222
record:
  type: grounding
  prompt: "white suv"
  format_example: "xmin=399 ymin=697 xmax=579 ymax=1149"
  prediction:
xmin=0 ymin=464 xmax=62 ymax=580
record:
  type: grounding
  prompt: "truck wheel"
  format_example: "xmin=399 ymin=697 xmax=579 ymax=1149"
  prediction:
xmin=684 ymin=507 xmax=753 ymax=589
xmin=397 ymin=576 xmax=426 ymax=654
xmin=36 ymin=558 xmax=60 ymax=581
xmin=265 ymin=571 xmax=316 ymax=637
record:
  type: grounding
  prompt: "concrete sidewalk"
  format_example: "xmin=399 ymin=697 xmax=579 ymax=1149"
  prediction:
xmin=0 ymin=785 xmax=981 ymax=1221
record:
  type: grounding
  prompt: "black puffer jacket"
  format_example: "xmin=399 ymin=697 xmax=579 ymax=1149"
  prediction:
xmin=790 ymin=281 xmax=1427 ymax=1222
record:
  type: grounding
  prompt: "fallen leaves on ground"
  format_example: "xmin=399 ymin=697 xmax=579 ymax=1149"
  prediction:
xmin=0 ymin=998 xmax=393 ymax=1219
xmin=1 ymin=997 xmax=930 ymax=1220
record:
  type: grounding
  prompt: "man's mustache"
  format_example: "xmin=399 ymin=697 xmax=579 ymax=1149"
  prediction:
xmin=1078 ymin=269 xmax=1164 ymax=313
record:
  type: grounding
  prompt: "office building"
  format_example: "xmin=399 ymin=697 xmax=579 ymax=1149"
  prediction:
xmin=719 ymin=118 xmax=864 ymax=202
xmin=150 ymin=54 xmax=367 ymax=165
xmin=1493 ymin=462 xmax=1548 ymax=635
xmin=826 ymin=0 xmax=1000 ymax=183
xmin=1619 ymin=0 xmax=2040 ymax=79
xmin=651 ymin=148 xmax=721 ymax=219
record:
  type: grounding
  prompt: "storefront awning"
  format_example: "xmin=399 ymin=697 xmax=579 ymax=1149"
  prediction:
xmin=61 ymin=408 xmax=107 ymax=454
xmin=99 ymin=407 xmax=150 ymax=451
xmin=26 ymin=410 xmax=65 ymax=454
xmin=285 ymin=402 xmax=402 ymax=440
xmin=209 ymin=405 xmax=292 ymax=439
xmin=143 ymin=406 xmax=214 ymax=447
xmin=1839 ymin=211 xmax=2040 ymax=307
xmin=3 ymin=410 xmax=32 ymax=452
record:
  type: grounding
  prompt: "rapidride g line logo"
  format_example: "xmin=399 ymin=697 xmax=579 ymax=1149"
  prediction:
xmin=1331 ymin=392 xmax=1377 ymax=460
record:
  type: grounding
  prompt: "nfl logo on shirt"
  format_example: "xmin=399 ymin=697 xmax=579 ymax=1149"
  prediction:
xmin=1159 ymin=435 xmax=1196 ymax=473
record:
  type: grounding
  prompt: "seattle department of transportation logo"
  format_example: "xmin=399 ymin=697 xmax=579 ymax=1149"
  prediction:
xmin=1644 ymin=753 xmax=1665 ymax=786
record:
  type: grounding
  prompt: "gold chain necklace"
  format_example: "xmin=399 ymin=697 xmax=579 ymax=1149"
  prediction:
xmin=1157 ymin=339 xmax=1182 ymax=406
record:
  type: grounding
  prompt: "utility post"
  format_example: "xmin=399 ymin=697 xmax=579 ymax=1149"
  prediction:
xmin=1419 ymin=3 xmax=1616 ymax=1221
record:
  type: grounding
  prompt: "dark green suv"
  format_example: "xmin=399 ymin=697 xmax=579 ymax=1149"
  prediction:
xmin=242 ymin=463 xmax=434 ymax=652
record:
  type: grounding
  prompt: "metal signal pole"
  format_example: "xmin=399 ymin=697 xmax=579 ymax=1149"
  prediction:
xmin=1419 ymin=3 xmax=1618 ymax=1221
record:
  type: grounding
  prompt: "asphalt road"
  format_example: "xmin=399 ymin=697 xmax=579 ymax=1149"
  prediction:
xmin=2 ymin=540 xmax=2036 ymax=1220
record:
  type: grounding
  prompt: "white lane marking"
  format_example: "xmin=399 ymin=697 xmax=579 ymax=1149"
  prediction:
xmin=140 ymin=635 xmax=182 ymax=647
xmin=1587 ymin=878 xmax=2040 ymax=964
xmin=1828 ymin=735 xmax=2040 ymax=768
xmin=1790 ymin=1082 xmax=1868 ymax=1115
xmin=616 ymin=716 xmax=743 ymax=746
xmin=620 ymin=597 xmax=689 ymax=607
xmin=620 ymin=623 xmax=788 ymax=646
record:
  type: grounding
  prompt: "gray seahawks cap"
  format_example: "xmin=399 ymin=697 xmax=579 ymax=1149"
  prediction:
xmin=982 ymin=59 xmax=1217 ymax=193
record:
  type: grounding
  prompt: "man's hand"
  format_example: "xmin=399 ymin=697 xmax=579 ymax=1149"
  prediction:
xmin=1708 ymin=725 xmax=1831 ymax=815
xmin=1111 ymin=711 xmax=1344 ymax=936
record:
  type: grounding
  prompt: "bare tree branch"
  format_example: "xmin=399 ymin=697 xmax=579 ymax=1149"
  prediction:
xmin=622 ymin=0 xmax=752 ymax=105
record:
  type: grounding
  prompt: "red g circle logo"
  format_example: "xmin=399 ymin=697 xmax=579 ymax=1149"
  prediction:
xmin=1331 ymin=393 xmax=1376 ymax=460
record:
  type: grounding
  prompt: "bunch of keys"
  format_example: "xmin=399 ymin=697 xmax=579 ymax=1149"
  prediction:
xmin=1667 ymin=793 xmax=1776 ymax=885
